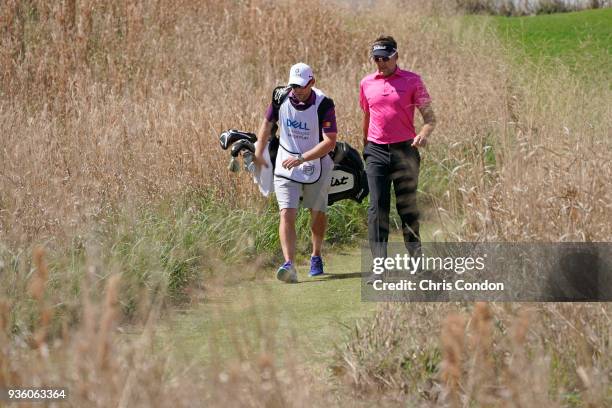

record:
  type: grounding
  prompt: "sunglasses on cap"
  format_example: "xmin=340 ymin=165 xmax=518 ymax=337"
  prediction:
xmin=373 ymin=51 xmax=397 ymax=62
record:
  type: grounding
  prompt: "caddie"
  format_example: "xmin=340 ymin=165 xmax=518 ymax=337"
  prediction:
xmin=253 ymin=62 xmax=337 ymax=283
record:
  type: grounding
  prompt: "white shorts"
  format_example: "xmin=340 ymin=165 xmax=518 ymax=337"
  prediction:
xmin=274 ymin=162 xmax=333 ymax=213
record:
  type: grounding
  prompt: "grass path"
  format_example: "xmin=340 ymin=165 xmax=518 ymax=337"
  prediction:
xmin=156 ymin=242 xmax=377 ymax=373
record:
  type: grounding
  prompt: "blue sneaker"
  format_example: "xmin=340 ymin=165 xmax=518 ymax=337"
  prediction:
xmin=309 ymin=256 xmax=324 ymax=277
xmin=276 ymin=261 xmax=298 ymax=283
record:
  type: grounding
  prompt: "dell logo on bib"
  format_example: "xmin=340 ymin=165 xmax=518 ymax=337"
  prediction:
xmin=286 ymin=119 xmax=310 ymax=131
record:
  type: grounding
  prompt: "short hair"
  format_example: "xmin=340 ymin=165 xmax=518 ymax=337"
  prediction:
xmin=372 ymin=35 xmax=397 ymax=50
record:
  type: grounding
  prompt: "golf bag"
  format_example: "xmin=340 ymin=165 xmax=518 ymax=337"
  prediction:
xmin=219 ymin=129 xmax=368 ymax=206
xmin=327 ymin=140 xmax=369 ymax=205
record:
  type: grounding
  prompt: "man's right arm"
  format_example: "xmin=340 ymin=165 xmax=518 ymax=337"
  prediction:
xmin=359 ymin=81 xmax=370 ymax=150
xmin=362 ymin=111 xmax=370 ymax=149
xmin=254 ymin=118 xmax=274 ymax=169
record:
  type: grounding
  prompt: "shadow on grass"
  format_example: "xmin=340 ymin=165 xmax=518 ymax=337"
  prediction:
xmin=298 ymin=272 xmax=364 ymax=283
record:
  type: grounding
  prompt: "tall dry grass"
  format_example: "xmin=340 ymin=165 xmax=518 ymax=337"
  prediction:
xmin=0 ymin=248 xmax=333 ymax=407
xmin=1 ymin=0 xmax=611 ymax=406
xmin=0 ymin=0 xmax=365 ymax=246
xmin=2 ymin=0 xmax=608 ymax=245
xmin=445 ymin=38 xmax=612 ymax=242
xmin=337 ymin=302 xmax=611 ymax=406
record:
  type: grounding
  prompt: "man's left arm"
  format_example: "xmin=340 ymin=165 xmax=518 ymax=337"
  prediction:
xmin=282 ymin=132 xmax=336 ymax=170
xmin=303 ymin=132 xmax=337 ymax=161
xmin=412 ymin=103 xmax=436 ymax=148
xmin=304 ymin=100 xmax=337 ymax=160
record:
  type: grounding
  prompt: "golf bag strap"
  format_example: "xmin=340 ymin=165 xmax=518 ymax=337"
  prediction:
xmin=270 ymin=86 xmax=291 ymax=143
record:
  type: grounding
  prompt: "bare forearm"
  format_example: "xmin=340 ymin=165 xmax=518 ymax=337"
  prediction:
xmin=303 ymin=136 xmax=336 ymax=162
xmin=419 ymin=123 xmax=435 ymax=138
xmin=255 ymin=118 xmax=273 ymax=156
xmin=282 ymin=134 xmax=336 ymax=170
xmin=412 ymin=104 xmax=436 ymax=148
xmin=417 ymin=104 xmax=436 ymax=138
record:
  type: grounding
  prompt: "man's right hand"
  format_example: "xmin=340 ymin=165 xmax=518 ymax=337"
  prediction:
xmin=254 ymin=118 xmax=274 ymax=170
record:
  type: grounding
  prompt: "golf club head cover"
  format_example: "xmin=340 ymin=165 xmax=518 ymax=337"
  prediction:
xmin=219 ymin=129 xmax=257 ymax=150
xmin=230 ymin=139 xmax=256 ymax=157
xmin=272 ymin=86 xmax=292 ymax=109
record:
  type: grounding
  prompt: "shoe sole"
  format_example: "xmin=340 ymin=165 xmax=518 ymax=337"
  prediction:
xmin=277 ymin=267 xmax=298 ymax=283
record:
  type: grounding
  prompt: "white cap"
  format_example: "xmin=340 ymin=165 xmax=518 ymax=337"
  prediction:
xmin=287 ymin=62 xmax=313 ymax=87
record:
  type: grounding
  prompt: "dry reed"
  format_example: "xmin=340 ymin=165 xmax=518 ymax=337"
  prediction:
xmin=439 ymin=313 xmax=465 ymax=407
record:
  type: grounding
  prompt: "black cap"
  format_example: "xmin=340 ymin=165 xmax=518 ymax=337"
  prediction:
xmin=371 ymin=43 xmax=397 ymax=58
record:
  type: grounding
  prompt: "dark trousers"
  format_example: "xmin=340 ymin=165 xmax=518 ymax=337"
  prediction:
xmin=364 ymin=141 xmax=421 ymax=259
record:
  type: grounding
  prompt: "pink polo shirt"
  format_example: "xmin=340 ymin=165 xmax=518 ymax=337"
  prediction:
xmin=359 ymin=67 xmax=431 ymax=144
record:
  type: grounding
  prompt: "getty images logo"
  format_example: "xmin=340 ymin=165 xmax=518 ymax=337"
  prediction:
xmin=286 ymin=119 xmax=311 ymax=130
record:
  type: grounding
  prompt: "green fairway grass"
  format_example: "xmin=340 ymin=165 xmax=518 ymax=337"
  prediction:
xmin=492 ymin=8 xmax=612 ymax=79
xmin=156 ymin=224 xmax=441 ymax=370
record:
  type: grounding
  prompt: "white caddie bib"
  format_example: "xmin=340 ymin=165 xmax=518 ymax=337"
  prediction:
xmin=274 ymin=88 xmax=326 ymax=184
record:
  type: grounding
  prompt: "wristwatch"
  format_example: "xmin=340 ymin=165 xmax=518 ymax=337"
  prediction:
xmin=297 ymin=154 xmax=305 ymax=164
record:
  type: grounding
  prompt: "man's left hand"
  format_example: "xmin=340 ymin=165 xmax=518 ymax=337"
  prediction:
xmin=282 ymin=156 xmax=302 ymax=170
xmin=411 ymin=134 xmax=428 ymax=148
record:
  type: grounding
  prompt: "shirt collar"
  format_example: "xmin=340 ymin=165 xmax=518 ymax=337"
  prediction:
xmin=289 ymin=89 xmax=316 ymax=106
xmin=374 ymin=66 xmax=401 ymax=79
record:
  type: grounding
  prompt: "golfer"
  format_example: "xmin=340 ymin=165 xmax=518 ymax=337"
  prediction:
xmin=254 ymin=63 xmax=337 ymax=283
xmin=359 ymin=35 xmax=436 ymax=281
